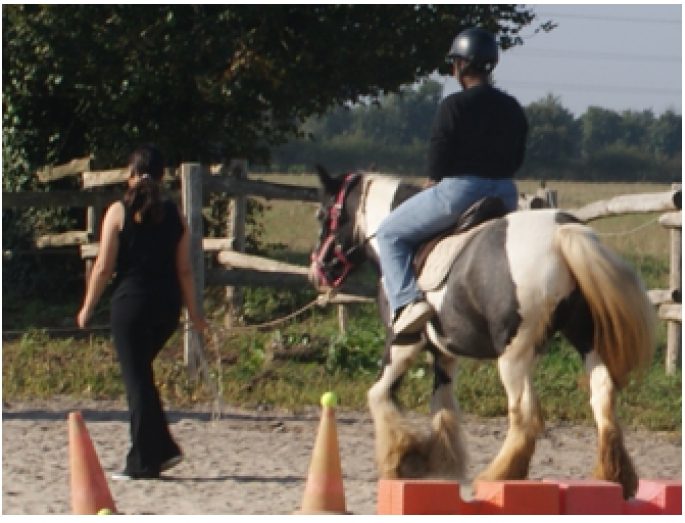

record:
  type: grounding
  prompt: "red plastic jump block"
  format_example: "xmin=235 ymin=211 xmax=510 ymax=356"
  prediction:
xmin=376 ymin=479 xmax=476 ymax=515
xmin=475 ymin=480 xmax=560 ymax=515
xmin=544 ymin=479 xmax=624 ymax=514
xmin=623 ymin=479 xmax=682 ymax=515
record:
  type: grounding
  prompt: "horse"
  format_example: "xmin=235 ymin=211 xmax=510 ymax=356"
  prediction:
xmin=308 ymin=168 xmax=656 ymax=498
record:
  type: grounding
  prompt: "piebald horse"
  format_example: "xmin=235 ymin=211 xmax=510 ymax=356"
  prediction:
xmin=309 ymin=168 xmax=655 ymax=498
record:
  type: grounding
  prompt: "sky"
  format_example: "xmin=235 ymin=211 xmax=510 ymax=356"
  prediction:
xmin=441 ymin=3 xmax=682 ymax=117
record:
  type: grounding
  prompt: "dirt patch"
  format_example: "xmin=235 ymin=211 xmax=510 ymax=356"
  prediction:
xmin=2 ymin=398 xmax=681 ymax=514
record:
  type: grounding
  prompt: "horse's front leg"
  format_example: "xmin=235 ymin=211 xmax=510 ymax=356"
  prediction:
xmin=476 ymin=341 xmax=543 ymax=483
xmin=430 ymin=349 xmax=459 ymax=414
xmin=426 ymin=349 xmax=467 ymax=478
xmin=367 ymin=334 xmax=424 ymax=478
xmin=585 ymin=351 xmax=638 ymax=498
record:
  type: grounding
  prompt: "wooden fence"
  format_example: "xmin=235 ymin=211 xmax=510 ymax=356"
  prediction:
xmin=2 ymin=158 xmax=681 ymax=375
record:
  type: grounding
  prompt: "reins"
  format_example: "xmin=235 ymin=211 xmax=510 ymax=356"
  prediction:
xmin=181 ymin=291 xmax=333 ymax=421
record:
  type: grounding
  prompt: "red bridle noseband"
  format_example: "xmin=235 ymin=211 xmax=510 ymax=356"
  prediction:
xmin=311 ymin=173 xmax=363 ymax=288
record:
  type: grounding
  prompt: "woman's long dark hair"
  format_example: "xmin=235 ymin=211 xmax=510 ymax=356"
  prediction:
xmin=124 ymin=144 xmax=165 ymax=224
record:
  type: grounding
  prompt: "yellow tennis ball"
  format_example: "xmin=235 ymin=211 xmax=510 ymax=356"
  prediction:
xmin=320 ymin=391 xmax=338 ymax=408
xmin=97 ymin=508 xmax=114 ymax=515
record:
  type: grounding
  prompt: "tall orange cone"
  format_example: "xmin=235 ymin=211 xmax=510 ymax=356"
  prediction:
xmin=68 ymin=411 xmax=117 ymax=514
xmin=297 ymin=392 xmax=347 ymax=514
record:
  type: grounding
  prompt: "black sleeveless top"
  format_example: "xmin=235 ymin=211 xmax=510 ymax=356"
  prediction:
xmin=112 ymin=199 xmax=184 ymax=304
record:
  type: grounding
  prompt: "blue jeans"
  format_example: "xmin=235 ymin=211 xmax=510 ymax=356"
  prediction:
xmin=376 ymin=176 xmax=518 ymax=314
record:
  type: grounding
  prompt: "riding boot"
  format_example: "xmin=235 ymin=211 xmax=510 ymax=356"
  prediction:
xmin=392 ymin=300 xmax=433 ymax=335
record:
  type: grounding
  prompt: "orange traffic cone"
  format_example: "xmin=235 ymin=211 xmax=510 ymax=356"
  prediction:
xmin=68 ymin=411 xmax=117 ymax=514
xmin=297 ymin=392 xmax=348 ymax=514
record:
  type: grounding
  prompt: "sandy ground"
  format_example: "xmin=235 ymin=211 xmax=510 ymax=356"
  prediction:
xmin=2 ymin=397 xmax=681 ymax=515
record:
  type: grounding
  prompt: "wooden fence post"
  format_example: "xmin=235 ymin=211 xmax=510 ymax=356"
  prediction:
xmin=84 ymin=204 xmax=101 ymax=285
xmin=338 ymin=304 xmax=349 ymax=334
xmin=665 ymin=183 xmax=682 ymax=375
xmin=181 ymin=163 xmax=205 ymax=377
xmin=536 ymin=188 xmax=558 ymax=208
xmin=224 ymin=159 xmax=248 ymax=328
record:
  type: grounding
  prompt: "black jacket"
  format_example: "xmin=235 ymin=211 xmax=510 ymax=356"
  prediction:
xmin=427 ymin=84 xmax=528 ymax=181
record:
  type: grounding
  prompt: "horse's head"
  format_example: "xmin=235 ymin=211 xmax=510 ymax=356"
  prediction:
xmin=309 ymin=165 xmax=366 ymax=290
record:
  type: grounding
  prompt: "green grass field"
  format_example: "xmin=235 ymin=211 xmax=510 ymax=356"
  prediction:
xmin=2 ymin=176 xmax=680 ymax=432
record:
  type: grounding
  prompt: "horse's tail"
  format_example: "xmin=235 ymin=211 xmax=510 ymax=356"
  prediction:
xmin=554 ymin=222 xmax=656 ymax=388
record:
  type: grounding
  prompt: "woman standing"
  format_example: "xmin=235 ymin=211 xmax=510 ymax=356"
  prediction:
xmin=77 ymin=144 xmax=207 ymax=479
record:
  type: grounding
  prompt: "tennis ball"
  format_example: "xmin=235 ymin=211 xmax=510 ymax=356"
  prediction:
xmin=320 ymin=391 xmax=338 ymax=408
xmin=97 ymin=508 xmax=114 ymax=515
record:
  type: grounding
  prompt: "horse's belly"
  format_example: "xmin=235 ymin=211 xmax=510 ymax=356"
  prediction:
xmin=434 ymin=325 xmax=500 ymax=359
xmin=426 ymin=295 xmax=501 ymax=359
xmin=425 ymin=217 xmax=522 ymax=359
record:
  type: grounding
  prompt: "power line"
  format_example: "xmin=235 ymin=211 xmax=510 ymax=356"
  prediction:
xmin=505 ymin=80 xmax=681 ymax=96
xmin=508 ymin=48 xmax=681 ymax=63
xmin=535 ymin=11 xmax=681 ymax=25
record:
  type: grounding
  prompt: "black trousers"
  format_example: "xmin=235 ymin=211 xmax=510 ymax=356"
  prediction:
xmin=110 ymin=291 xmax=181 ymax=477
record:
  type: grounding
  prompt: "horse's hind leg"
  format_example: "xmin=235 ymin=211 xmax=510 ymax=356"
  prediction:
xmin=367 ymin=336 xmax=425 ymax=478
xmin=427 ymin=351 xmax=467 ymax=478
xmin=585 ymin=350 xmax=638 ymax=498
xmin=476 ymin=343 xmax=543 ymax=483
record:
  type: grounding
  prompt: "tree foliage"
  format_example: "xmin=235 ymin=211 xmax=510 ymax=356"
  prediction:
xmin=274 ymin=80 xmax=444 ymax=173
xmin=3 ymin=4 xmax=540 ymax=174
xmin=270 ymin=80 xmax=681 ymax=182
xmin=525 ymin=94 xmax=580 ymax=164
xmin=580 ymin=106 xmax=625 ymax=157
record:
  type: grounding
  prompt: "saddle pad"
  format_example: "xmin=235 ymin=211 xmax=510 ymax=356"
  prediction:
xmin=417 ymin=221 xmax=490 ymax=291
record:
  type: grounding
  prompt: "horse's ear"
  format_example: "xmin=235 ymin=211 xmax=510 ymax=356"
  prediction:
xmin=315 ymin=164 xmax=341 ymax=195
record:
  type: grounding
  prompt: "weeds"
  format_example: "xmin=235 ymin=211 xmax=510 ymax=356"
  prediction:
xmin=3 ymin=303 xmax=680 ymax=432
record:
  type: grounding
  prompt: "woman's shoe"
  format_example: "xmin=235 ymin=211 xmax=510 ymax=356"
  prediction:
xmin=110 ymin=471 xmax=133 ymax=481
xmin=111 ymin=470 xmax=160 ymax=481
xmin=160 ymin=454 xmax=183 ymax=472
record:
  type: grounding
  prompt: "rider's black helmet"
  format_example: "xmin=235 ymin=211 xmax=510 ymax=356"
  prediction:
xmin=446 ymin=27 xmax=498 ymax=73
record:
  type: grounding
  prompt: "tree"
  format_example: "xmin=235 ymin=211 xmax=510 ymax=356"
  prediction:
xmin=354 ymin=81 xmax=440 ymax=146
xmin=270 ymin=79 xmax=445 ymax=174
xmin=3 ymin=4 xmax=544 ymax=176
xmin=650 ymin=110 xmax=682 ymax=159
xmin=393 ymin=80 xmax=444 ymax=146
xmin=619 ymin=109 xmax=654 ymax=149
xmin=524 ymin=94 xmax=580 ymax=166
xmin=580 ymin=106 xmax=622 ymax=157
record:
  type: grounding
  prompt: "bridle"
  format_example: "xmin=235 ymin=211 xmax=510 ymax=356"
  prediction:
xmin=311 ymin=172 xmax=366 ymax=288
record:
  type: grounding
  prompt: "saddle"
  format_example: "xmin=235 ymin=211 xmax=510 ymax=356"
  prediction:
xmin=414 ymin=196 xmax=509 ymax=291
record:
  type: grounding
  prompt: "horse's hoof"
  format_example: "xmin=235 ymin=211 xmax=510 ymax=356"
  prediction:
xmin=398 ymin=450 xmax=429 ymax=478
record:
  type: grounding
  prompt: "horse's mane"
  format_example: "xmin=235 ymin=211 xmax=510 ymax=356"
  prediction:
xmin=361 ymin=172 xmax=419 ymax=188
xmin=361 ymin=172 xmax=421 ymax=197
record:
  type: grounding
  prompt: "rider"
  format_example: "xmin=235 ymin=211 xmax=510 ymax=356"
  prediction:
xmin=376 ymin=27 xmax=528 ymax=336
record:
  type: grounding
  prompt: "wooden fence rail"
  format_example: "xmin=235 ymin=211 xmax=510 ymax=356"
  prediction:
xmin=2 ymin=158 xmax=681 ymax=374
xmin=570 ymin=189 xmax=682 ymax=221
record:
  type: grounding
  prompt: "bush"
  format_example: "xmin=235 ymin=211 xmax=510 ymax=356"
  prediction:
xmin=585 ymin=144 xmax=673 ymax=182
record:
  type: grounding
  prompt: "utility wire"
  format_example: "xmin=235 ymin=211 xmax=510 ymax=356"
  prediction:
xmin=535 ymin=11 xmax=681 ymax=25
xmin=508 ymin=48 xmax=681 ymax=63
xmin=504 ymin=81 xmax=681 ymax=96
